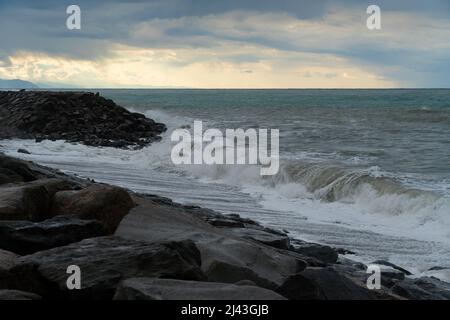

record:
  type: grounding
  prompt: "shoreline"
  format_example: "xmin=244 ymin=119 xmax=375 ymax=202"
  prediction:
xmin=1 ymin=152 xmax=449 ymax=300
xmin=1 ymin=91 xmax=450 ymax=300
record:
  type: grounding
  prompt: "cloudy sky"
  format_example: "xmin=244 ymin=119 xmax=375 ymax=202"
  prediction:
xmin=0 ymin=0 xmax=449 ymax=88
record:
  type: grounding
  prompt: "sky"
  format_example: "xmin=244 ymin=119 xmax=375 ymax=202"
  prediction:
xmin=0 ymin=0 xmax=449 ymax=88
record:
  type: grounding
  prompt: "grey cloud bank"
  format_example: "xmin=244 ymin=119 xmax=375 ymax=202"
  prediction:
xmin=0 ymin=0 xmax=449 ymax=87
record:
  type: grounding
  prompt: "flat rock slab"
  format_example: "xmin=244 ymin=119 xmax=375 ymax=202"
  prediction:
xmin=116 ymin=200 xmax=306 ymax=290
xmin=11 ymin=236 xmax=205 ymax=299
xmin=0 ymin=289 xmax=41 ymax=300
xmin=290 ymin=240 xmax=338 ymax=264
xmin=114 ymin=278 xmax=286 ymax=300
xmin=222 ymin=227 xmax=290 ymax=250
xmin=0 ymin=215 xmax=107 ymax=255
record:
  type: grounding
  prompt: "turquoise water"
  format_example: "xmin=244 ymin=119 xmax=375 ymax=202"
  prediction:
xmin=101 ymin=89 xmax=450 ymax=192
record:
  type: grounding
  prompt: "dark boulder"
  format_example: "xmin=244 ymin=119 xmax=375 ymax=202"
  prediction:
xmin=11 ymin=236 xmax=205 ymax=299
xmin=17 ymin=149 xmax=31 ymax=155
xmin=296 ymin=267 xmax=378 ymax=300
xmin=371 ymin=260 xmax=412 ymax=276
xmin=0 ymin=290 xmax=41 ymax=300
xmin=290 ymin=240 xmax=338 ymax=264
xmin=0 ymin=249 xmax=18 ymax=289
xmin=391 ymin=277 xmax=450 ymax=300
xmin=222 ymin=227 xmax=290 ymax=250
xmin=117 ymin=200 xmax=307 ymax=291
xmin=0 ymin=184 xmax=50 ymax=221
xmin=114 ymin=278 xmax=286 ymax=300
xmin=276 ymin=273 xmax=320 ymax=300
xmin=0 ymin=215 xmax=107 ymax=255
xmin=51 ymin=184 xmax=135 ymax=233
xmin=0 ymin=154 xmax=37 ymax=183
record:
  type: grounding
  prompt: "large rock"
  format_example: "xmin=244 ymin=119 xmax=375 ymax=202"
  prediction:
xmin=0 ymin=168 xmax=24 ymax=185
xmin=275 ymin=273 xmax=320 ymax=300
xmin=0 ymin=183 xmax=50 ymax=221
xmin=371 ymin=260 xmax=412 ymax=276
xmin=222 ymin=227 xmax=290 ymax=250
xmin=116 ymin=199 xmax=307 ymax=290
xmin=0 ymin=290 xmax=41 ymax=300
xmin=0 ymin=249 xmax=18 ymax=289
xmin=0 ymin=154 xmax=37 ymax=184
xmin=11 ymin=236 xmax=205 ymax=299
xmin=114 ymin=278 xmax=286 ymax=300
xmin=0 ymin=249 xmax=18 ymax=273
xmin=290 ymin=240 xmax=338 ymax=264
xmin=0 ymin=91 xmax=166 ymax=149
xmin=391 ymin=277 xmax=450 ymax=300
xmin=51 ymin=185 xmax=135 ymax=233
xmin=292 ymin=267 xmax=378 ymax=300
xmin=0 ymin=215 xmax=107 ymax=255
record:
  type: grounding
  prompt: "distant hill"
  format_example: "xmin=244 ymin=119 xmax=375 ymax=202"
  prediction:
xmin=0 ymin=79 xmax=38 ymax=89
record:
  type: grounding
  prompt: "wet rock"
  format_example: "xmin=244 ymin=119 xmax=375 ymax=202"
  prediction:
xmin=222 ymin=227 xmax=290 ymax=250
xmin=0 ymin=168 xmax=23 ymax=185
xmin=17 ymin=149 xmax=31 ymax=155
xmin=207 ymin=218 xmax=245 ymax=228
xmin=11 ymin=236 xmax=205 ymax=299
xmin=117 ymin=200 xmax=307 ymax=290
xmin=0 ymin=290 xmax=41 ymax=300
xmin=413 ymin=277 xmax=450 ymax=299
xmin=371 ymin=260 xmax=412 ymax=276
xmin=51 ymin=184 xmax=135 ymax=233
xmin=296 ymin=267 xmax=378 ymax=300
xmin=276 ymin=273 xmax=320 ymax=300
xmin=0 ymin=183 xmax=50 ymax=221
xmin=0 ymin=215 xmax=107 ymax=255
xmin=290 ymin=240 xmax=338 ymax=264
xmin=391 ymin=277 xmax=450 ymax=300
xmin=114 ymin=278 xmax=286 ymax=300
xmin=0 ymin=249 xmax=18 ymax=289
xmin=0 ymin=154 xmax=37 ymax=183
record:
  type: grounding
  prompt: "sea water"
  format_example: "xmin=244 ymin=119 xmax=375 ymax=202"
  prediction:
xmin=2 ymin=89 xmax=449 ymax=280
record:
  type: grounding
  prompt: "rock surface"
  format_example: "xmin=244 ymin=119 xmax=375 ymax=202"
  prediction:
xmin=51 ymin=184 xmax=135 ymax=233
xmin=0 ymin=91 xmax=166 ymax=149
xmin=0 ymin=183 xmax=50 ymax=221
xmin=0 ymin=289 xmax=41 ymax=300
xmin=295 ymin=267 xmax=378 ymax=300
xmin=0 ymin=215 xmax=107 ymax=255
xmin=290 ymin=240 xmax=338 ymax=264
xmin=0 ymin=249 xmax=18 ymax=289
xmin=10 ymin=236 xmax=205 ymax=299
xmin=116 ymin=199 xmax=306 ymax=290
xmin=114 ymin=278 xmax=286 ymax=300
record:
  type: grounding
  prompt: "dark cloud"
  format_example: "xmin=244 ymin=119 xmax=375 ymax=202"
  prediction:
xmin=0 ymin=0 xmax=449 ymax=86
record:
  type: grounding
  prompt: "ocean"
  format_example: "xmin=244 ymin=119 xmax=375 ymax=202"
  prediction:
xmin=1 ymin=89 xmax=449 ymax=280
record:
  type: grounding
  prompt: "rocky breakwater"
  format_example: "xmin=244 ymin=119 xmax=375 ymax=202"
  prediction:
xmin=0 ymin=90 xmax=166 ymax=148
xmin=1 ymin=153 xmax=450 ymax=300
